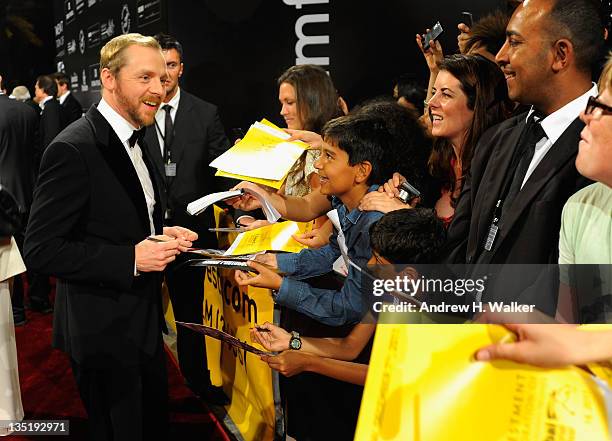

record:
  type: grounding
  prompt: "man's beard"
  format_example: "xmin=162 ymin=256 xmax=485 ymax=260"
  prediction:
xmin=116 ymin=82 xmax=156 ymax=127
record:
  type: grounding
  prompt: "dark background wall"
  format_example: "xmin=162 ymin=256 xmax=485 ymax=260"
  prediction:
xmin=2 ymin=0 xmax=612 ymax=135
xmin=0 ymin=0 xmax=55 ymax=92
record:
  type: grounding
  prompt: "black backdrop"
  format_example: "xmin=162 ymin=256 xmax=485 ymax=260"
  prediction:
xmin=53 ymin=0 xmax=507 ymax=133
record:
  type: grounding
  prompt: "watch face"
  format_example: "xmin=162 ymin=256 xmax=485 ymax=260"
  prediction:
xmin=290 ymin=338 xmax=301 ymax=350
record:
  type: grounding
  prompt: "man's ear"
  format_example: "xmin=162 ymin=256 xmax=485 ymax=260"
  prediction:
xmin=100 ymin=67 xmax=115 ymax=91
xmin=355 ymin=161 xmax=372 ymax=184
xmin=551 ymin=38 xmax=574 ymax=73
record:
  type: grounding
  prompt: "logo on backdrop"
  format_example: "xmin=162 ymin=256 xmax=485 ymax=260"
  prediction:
xmin=101 ymin=18 xmax=115 ymax=40
xmin=282 ymin=0 xmax=330 ymax=68
xmin=121 ymin=4 xmax=131 ymax=34
xmin=78 ymin=29 xmax=86 ymax=54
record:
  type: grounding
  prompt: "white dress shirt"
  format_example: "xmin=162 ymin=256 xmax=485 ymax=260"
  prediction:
xmin=58 ymin=90 xmax=70 ymax=105
xmin=39 ymin=95 xmax=53 ymax=110
xmin=521 ymin=83 xmax=597 ymax=188
xmin=153 ymin=87 xmax=181 ymax=158
xmin=97 ymin=98 xmax=157 ymax=236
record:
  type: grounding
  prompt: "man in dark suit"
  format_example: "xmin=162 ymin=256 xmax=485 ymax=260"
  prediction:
xmin=27 ymin=74 xmax=64 ymax=313
xmin=0 ymin=75 xmax=39 ymax=326
xmin=444 ymin=0 xmax=604 ymax=312
xmin=143 ymin=33 xmax=231 ymax=404
xmin=24 ymin=34 xmax=197 ymax=440
xmin=34 ymin=74 xmax=62 ymax=154
xmin=53 ymin=71 xmax=83 ymax=128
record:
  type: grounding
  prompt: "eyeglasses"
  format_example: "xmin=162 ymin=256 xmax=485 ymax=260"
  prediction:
xmin=584 ymin=95 xmax=612 ymax=118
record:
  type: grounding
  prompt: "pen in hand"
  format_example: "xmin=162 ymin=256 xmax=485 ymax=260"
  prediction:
xmin=254 ymin=326 xmax=271 ymax=333
xmin=146 ymin=236 xmax=168 ymax=243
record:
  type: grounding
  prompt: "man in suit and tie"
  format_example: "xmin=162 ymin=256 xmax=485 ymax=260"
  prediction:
xmin=34 ymin=75 xmax=62 ymax=154
xmin=444 ymin=0 xmax=605 ymax=313
xmin=53 ymin=71 xmax=83 ymax=128
xmin=24 ymin=34 xmax=197 ymax=440
xmin=0 ymin=74 xmax=38 ymax=326
xmin=143 ymin=33 xmax=231 ymax=404
xmin=26 ymin=74 xmax=64 ymax=314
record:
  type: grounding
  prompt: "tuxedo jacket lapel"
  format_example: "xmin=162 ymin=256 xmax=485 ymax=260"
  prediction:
xmin=497 ymin=117 xmax=584 ymax=244
xmin=85 ymin=106 xmax=150 ymax=235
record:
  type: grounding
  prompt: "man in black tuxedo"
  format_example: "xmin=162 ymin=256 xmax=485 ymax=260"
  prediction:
xmin=143 ymin=33 xmax=231 ymax=404
xmin=0 ymin=75 xmax=38 ymax=325
xmin=445 ymin=0 xmax=604 ymax=312
xmin=0 ymin=75 xmax=38 ymax=228
xmin=27 ymin=74 xmax=64 ymax=313
xmin=53 ymin=71 xmax=83 ymax=128
xmin=24 ymin=34 xmax=197 ymax=440
xmin=34 ymin=75 xmax=62 ymax=154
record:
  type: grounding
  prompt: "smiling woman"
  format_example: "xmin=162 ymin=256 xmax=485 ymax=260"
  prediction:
xmin=427 ymin=54 xmax=511 ymax=226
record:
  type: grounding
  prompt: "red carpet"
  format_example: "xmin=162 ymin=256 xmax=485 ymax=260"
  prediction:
xmin=10 ymin=302 xmax=230 ymax=440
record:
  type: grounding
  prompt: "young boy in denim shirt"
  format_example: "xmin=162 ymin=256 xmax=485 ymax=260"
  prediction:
xmin=235 ymin=113 xmax=399 ymax=326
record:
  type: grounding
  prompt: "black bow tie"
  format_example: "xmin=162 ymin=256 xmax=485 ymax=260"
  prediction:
xmin=128 ymin=128 xmax=146 ymax=148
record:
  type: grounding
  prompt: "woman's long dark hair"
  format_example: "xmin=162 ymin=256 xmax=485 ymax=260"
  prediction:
xmin=278 ymin=64 xmax=343 ymax=133
xmin=428 ymin=54 xmax=511 ymax=203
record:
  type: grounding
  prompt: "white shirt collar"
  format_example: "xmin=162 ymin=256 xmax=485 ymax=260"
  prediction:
xmin=527 ymin=83 xmax=597 ymax=145
xmin=39 ymin=95 xmax=53 ymax=110
xmin=58 ymin=90 xmax=70 ymax=105
xmin=97 ymin=97 xmax=139 ymax=146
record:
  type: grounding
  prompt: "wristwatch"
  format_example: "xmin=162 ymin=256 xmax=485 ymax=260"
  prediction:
xmin=289 ymin=331 xmax=302 ymax=350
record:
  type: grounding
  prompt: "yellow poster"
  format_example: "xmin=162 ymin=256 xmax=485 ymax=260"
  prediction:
xmin=164 ymin=205 xmax=276 ymax=441
xmin=215 ymin=169 xmax=287 ymax=190
xmin=356 ymin=324 xmax=610 ymax=441
xmin=209 ymin=121 xmax=307 ymax=181
xmin=226 ymin=220 xmax=312 ymax=255
xmin=203 ymin=265 xmax=276 ymax=441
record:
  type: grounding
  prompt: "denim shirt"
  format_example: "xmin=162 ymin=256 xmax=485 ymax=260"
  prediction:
xmin=275 ymin=185 xmax=383 ymax=325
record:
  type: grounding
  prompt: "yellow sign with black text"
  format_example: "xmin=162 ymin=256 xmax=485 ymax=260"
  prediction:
xmin=356 ymin=324 xmax=610 ymax=441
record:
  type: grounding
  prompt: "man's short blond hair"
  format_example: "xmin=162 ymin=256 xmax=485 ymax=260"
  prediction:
xmin=100 ymin=33 xmax=161 ymax=76
xmin=599 ymin=52 xmax=612 ymax=93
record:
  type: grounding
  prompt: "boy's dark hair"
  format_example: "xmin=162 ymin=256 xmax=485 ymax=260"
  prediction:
xmin=154 ymin=33 xmax=184 ymax=61
xmin=369 ymin=208 xmax=446 ymax=264
xmin=352 ymin=98 xmax=440 ymax=207
xmin=322 ymin=113 xmax=396 ymax=186
xmin=36 ymin=75 xmax=58 ymax=98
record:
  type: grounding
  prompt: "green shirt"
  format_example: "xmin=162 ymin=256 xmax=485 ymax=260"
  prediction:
xmin=559 ymin=182 xmax=612 ymax=265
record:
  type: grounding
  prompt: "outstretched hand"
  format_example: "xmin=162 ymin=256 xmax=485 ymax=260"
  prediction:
xmin=260 ymin=351 xmax=312 ymax=377
xmin=416 ymin=32 xmax=443 ymax=73
xmin=250 ymin=321 xmax=292 ymax=351
xmin=457 ymin=22 xmax=471 ymax=54
xmin=475 ymin=324 xmax=593 ymax=368
xmin=359 ymin=191 xmax=409 ymax=213
xmin=285 ymin=129 xmax=324 ymax=150
xmin=234 ymin=260 xmax=282 ymax=290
